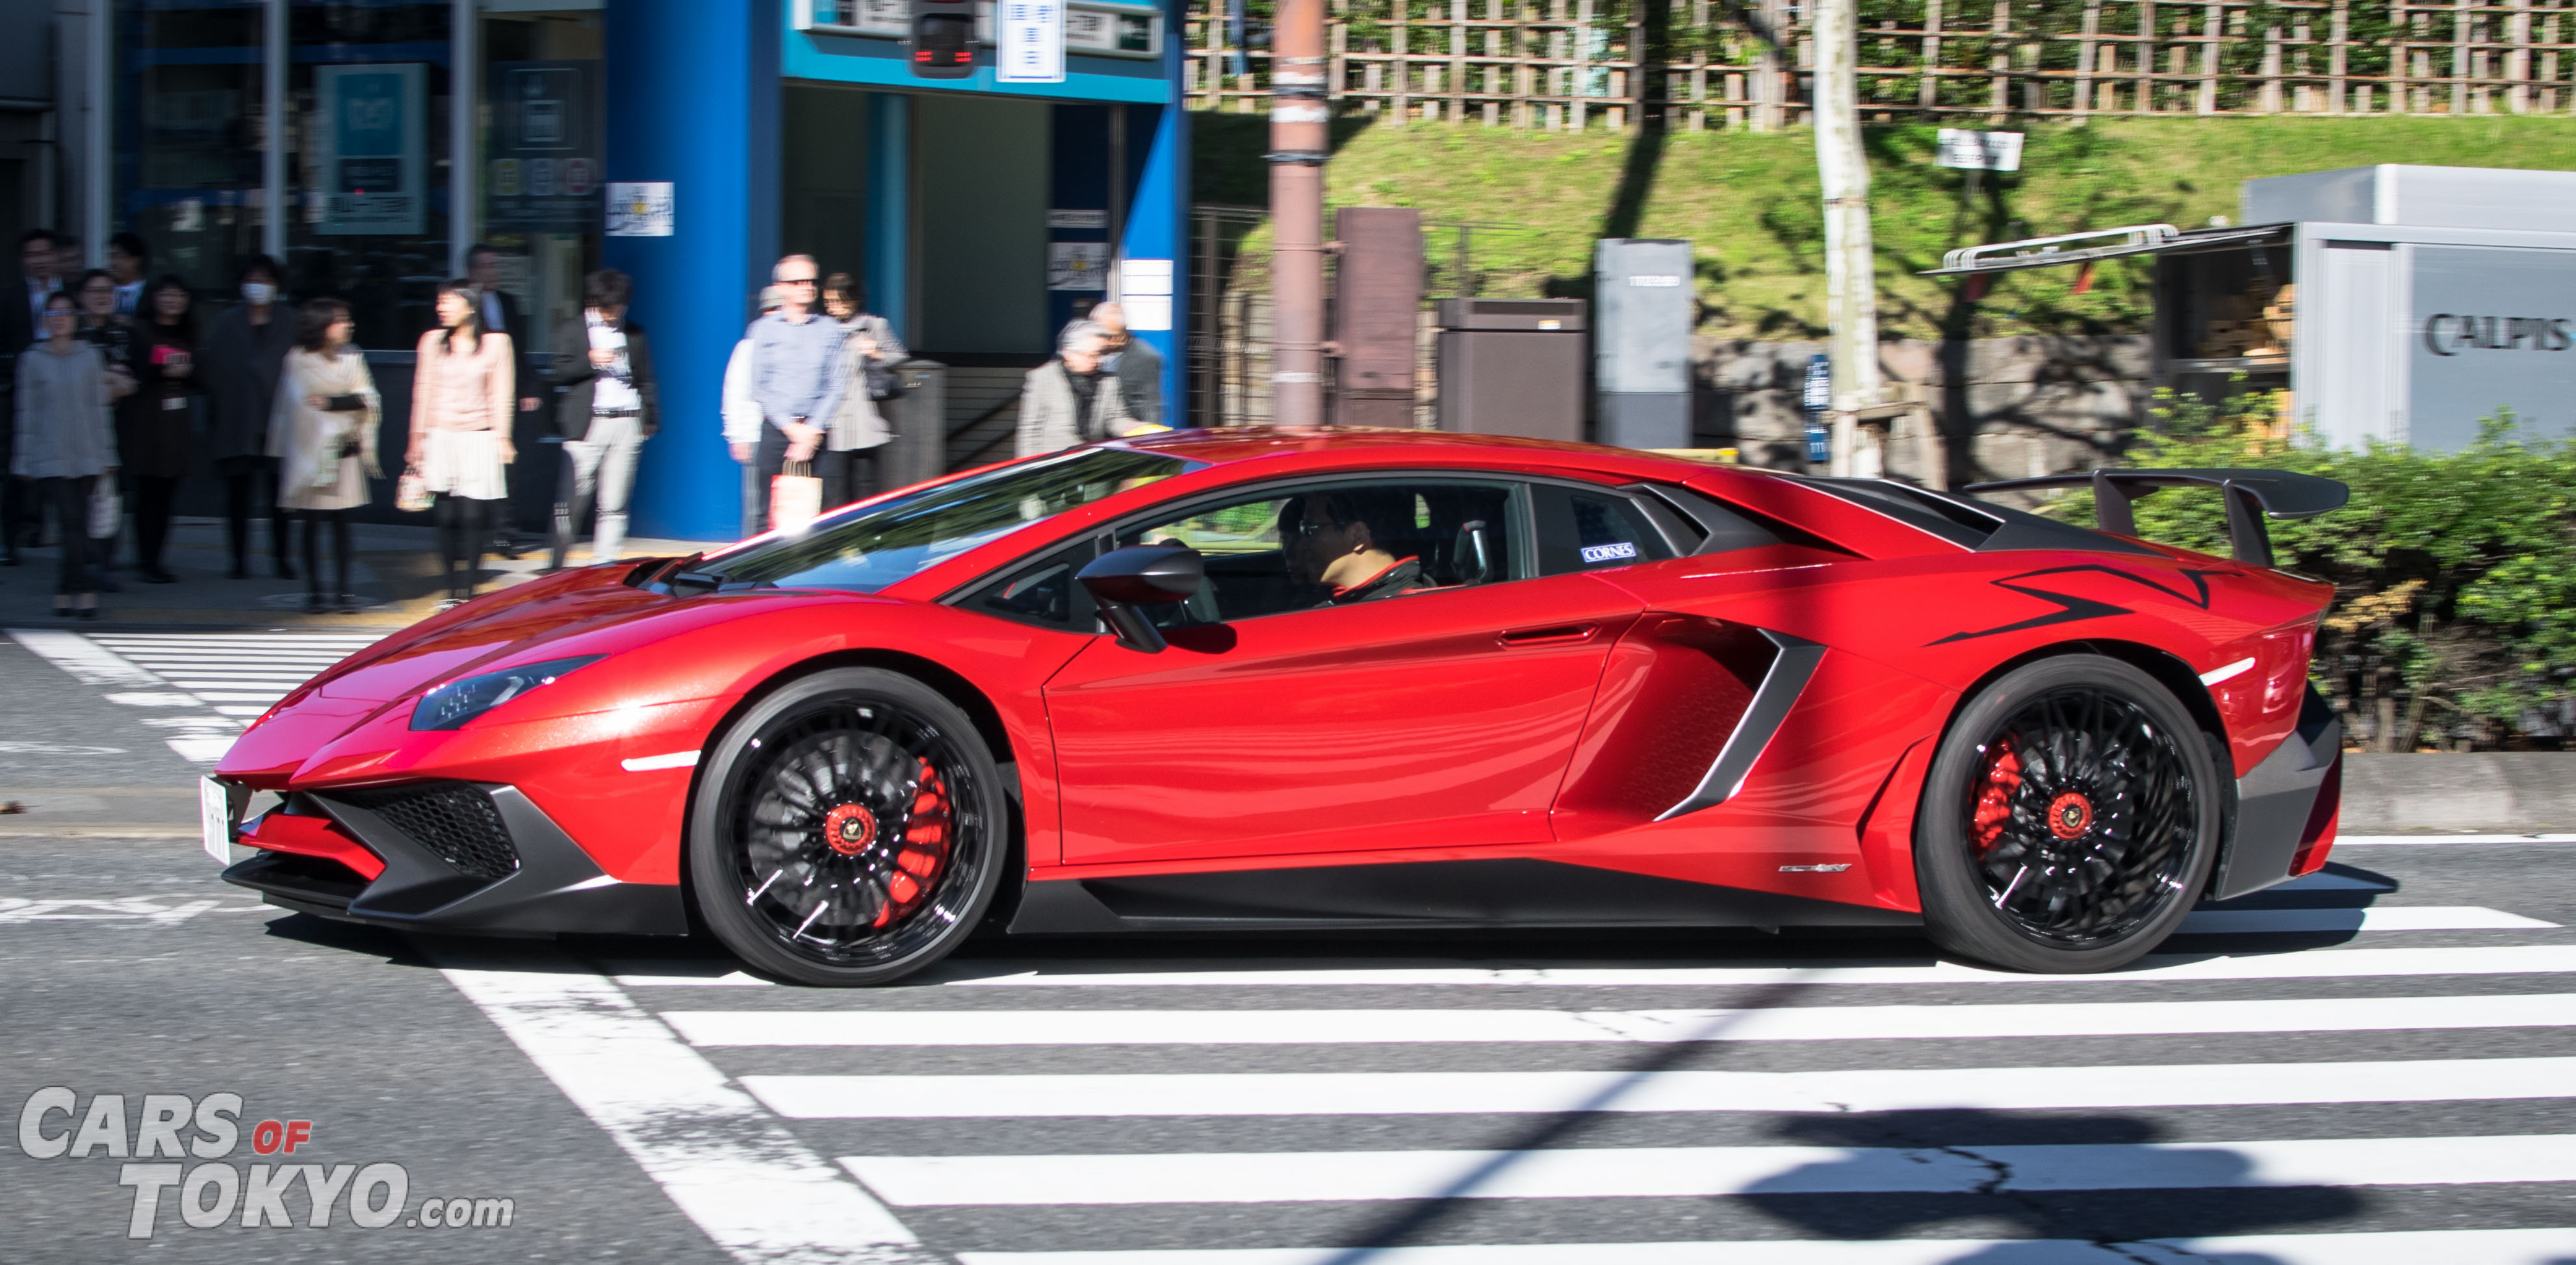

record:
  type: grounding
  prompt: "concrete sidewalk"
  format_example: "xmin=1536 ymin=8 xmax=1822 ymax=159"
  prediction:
xmin=1 ymin=516 xmax=721 ymax=631
xmin=2343 ymin=753 xmax=2576 ymax=833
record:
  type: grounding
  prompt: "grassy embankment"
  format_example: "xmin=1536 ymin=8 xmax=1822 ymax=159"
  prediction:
xmin=1193 ymin=113 xmax=2576 ymax=340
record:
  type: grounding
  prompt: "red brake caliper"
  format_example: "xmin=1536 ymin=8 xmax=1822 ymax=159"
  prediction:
xmin=879 ymin=757 xmax=952 ymax=925
xmin=1971 ymin=744 xmax=2022 ymax=852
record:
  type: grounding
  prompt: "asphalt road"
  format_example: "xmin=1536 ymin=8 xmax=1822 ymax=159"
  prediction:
xmin=4 ymin=630 xmax=2575 ymax=1263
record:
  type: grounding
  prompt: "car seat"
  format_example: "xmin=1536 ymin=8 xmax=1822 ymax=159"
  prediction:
xmin=1449 ymin=519 xmax=1497 ymax=587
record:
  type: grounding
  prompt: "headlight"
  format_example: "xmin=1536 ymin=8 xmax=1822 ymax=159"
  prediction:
xmin=409 ymin=655 xmax=604 ymax=732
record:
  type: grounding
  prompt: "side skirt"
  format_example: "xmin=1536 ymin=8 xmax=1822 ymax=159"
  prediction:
xmin=1007 ymin=858 xmax=1922 ymax=934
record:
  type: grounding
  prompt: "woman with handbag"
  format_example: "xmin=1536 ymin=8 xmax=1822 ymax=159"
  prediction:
xmin=12 ymin=291 xmax=120 ymax=619
xmin=273 ymin=298 xmax=379 ymax=613
xmin=407 ymin=279 xmax=515 ymax=606
xmin=818 ymin=274 xmax=908 ymax=511
xmin=122 ymin=276 xmax=199 ymax=583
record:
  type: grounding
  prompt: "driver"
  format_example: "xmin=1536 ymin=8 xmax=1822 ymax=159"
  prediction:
xmin=1287 ymin=488 xmax=1431 ymax=605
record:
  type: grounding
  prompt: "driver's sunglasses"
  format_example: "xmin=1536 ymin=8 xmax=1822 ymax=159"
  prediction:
xmin=779 ymin=276 xmax=819 ymax=287
xmin=1285 ymin=517 xmax=1343 ymax=540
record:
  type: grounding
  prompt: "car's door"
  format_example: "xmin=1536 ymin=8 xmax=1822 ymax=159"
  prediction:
xmin=1044 ymin=474 xmax=1647 ymax=866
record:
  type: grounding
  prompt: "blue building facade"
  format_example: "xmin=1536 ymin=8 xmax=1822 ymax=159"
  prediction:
xmin=604 ymin=1 xmax=1190 ymax=541
xmin=103 ymin=0 xmax=1189 ymax=545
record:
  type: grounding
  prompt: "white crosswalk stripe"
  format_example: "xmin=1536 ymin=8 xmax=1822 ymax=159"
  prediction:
xmin=743 ymin=1055 xmax=2576 ymax=1118
xmin=948 ymin=1230 xmax=2576 ymax=1264
xmin=454 ymin=857 xmax=2576 ymax=1264
xmin=11 ymin=630 xmax=385 ymax=763
xmin=663 ymin=991 xmax=2576 ymax=1047
xmin=842 ymin=1134 xmax=2576 ymax=1204
xmin=608 ymin=941 xmax=2576 ymax=990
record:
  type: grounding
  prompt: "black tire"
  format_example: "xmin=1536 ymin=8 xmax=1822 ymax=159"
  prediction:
xmin=1915 ymin=655 xmax=2221 ymax=973
xmin=688 ymin=668 xmax=1008 ymax=986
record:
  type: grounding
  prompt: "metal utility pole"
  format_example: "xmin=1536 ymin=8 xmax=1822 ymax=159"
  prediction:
xmin=1269 ymin=0 xmax=1330 ymax=430
xmin=1811 ymin=0 xmax=1882 ymax=475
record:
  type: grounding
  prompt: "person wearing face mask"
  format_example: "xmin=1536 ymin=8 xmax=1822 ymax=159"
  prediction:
xmin=200 ymin=256 xmax=299 ymax=580
xmin=13 ymin=291 xmax=120 ymax=617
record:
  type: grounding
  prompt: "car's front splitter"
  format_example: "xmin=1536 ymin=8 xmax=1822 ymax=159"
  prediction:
xmin=220 ymin=781 xmax=688 ymax=937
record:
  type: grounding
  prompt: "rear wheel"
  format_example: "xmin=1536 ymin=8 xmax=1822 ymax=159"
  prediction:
xmin=689 ymin=668 xmax=1007 ymax=986
xmin=1916 ymin=655 xmax=2219 ymax=973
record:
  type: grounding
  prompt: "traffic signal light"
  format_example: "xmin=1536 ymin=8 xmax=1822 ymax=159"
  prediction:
xmin=910 ymin=0 xmax=975 ymax=77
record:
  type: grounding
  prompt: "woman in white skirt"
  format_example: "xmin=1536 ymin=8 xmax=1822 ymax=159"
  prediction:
xmin=272 ymin=298 xmax=380 ymax=613
xmin=407 ymin=279 xmax=515 ymax=604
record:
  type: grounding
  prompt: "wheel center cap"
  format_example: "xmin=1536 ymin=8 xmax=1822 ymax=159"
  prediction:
xmin=823 ymin=803 xmax=879 ymax=856
xmin=2048 ymin=791 xmax=2094 ymax=840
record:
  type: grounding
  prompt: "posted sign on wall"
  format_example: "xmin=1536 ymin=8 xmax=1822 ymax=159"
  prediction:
xmin=486 ymin=62 xmax=601 ymax=233
xmin=314 ymin=63 xmax=426 ymax=236
xmin=2410 ymin=244 xmax=2576 ymax=447
xmin=998 ymin=0 xmax=1067 ymax=83
xmin=606 ymin=183 xmax=676 ymax=237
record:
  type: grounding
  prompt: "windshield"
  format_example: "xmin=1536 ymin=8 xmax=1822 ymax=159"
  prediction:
xmin=696 ymin=448 xmax=1194 ymax=593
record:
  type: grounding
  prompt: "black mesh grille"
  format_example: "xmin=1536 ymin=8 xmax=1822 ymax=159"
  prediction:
xmin=338 ymin=784 xmax=521 ymax=880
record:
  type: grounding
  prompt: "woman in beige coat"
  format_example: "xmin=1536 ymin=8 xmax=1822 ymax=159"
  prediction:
xmin=407 ymin=279 xmax=515 ymax=604
xmin=272 ymin=298 xmax=380 ymax=613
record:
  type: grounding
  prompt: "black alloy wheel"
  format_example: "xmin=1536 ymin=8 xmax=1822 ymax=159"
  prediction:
xmin=689 ymin=668 xmax=1007 ymax=986
xmin=1914 ymin=655 xmax=2220 ymax=973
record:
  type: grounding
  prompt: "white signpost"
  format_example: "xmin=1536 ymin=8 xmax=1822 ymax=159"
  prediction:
xmin=998 ymin=0 xmax=1067 ymax=83
xmin=1935 ymin=128 xmax=2026 ymax=172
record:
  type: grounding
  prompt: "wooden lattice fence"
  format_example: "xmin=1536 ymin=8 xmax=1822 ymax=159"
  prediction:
xmin=1185 ymin=0 xmax=2576 ymax=128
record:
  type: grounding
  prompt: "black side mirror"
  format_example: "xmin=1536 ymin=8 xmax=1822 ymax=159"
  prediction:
xmin=1077 ymin=544 xmax=1204 ymax=653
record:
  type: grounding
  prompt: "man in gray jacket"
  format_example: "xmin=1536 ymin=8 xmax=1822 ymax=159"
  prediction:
xmin=1016 ymin=323 xmax=1133 ymax=458
xmin=745 ymin=255 xmax=848 ymax=533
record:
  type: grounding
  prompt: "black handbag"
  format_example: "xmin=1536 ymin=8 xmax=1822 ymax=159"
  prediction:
xmin=864 ymin=358 xmax=904 ymax=402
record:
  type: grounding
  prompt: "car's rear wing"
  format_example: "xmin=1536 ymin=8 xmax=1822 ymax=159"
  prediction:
xmin=1961 ymin=468 xmax=2349 ymax=568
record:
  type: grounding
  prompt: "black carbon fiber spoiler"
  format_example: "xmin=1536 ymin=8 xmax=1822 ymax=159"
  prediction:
xmin=1961 ymin=468 xmax=2349 ymax=568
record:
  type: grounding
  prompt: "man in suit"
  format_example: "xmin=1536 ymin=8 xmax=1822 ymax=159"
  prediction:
xmin=465 ymin=244 xmax=547 ymax=557
xmin=3 ymin=228 xmax=65 ymax=563
xmin=109 ymin=234 xmax=149 ymax=316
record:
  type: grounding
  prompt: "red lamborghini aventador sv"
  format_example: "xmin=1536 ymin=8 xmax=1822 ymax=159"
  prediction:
xmin=206 ymin=429 xmax=2347 ymax=984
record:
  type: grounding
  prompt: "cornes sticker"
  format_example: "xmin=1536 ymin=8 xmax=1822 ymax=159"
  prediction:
xmin=1580 ymin=542 xmax=1640 ymax=563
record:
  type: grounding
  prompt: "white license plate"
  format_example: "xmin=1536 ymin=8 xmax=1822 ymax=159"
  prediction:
xmin=201 ymin=777 xmax=235 ymax=865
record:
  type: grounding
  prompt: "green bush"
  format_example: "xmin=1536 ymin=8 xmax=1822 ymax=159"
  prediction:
xmin=2040 ymin=389 xmax=2576 ymax=750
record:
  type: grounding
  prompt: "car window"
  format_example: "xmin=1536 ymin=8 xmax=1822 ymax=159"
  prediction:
xmin=1114 ymin=479 xmax=1525 ymax=626
xmin=694 ymin=448 xmax=1190 ymax=593
xmin=960 ymin=537 xmax=1103 ymax=632
xmin=1532 ymin=485 xmax=1677 ymax=575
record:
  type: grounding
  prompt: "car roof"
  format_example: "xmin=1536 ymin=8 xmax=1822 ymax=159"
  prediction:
xmin=1113 ymin=426 xmax=1725 ymax=477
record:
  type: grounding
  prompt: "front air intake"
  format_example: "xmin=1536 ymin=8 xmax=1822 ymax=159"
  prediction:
xmin=335 ymin=784 xmax=522 ymax=880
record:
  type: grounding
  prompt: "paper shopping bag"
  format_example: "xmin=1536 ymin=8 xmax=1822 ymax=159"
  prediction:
xmin=770 ymin=463 xmax=823 ymax=534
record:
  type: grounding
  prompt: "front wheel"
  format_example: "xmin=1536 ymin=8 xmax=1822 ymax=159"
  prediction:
xmin=1915 ymin=655 xmax=2221 ymax=973
xmin=689 ymin=668 xmax=1008 ymax=986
